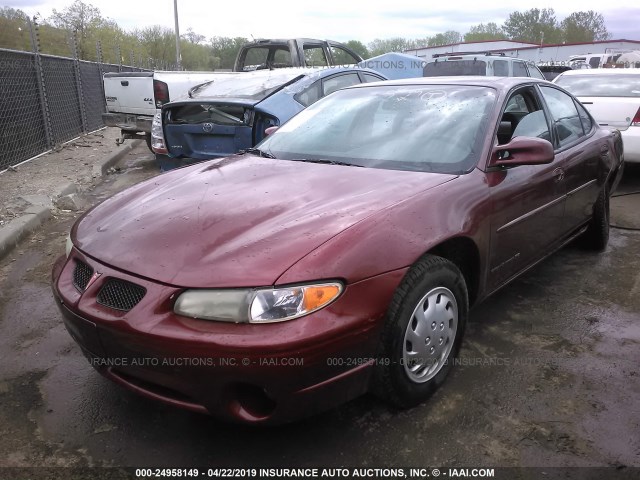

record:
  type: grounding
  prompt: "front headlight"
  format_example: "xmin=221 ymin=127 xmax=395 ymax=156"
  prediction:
xmin=174 ymin=282 xmax=343 ymax=324
xmin=65 ymin=234 xmax=73 ymax=258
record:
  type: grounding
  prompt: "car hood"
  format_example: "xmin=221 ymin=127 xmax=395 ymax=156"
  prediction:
xmin=74 ymin=155 xmax=456 ymax=287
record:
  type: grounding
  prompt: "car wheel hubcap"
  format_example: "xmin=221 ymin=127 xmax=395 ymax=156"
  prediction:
xmin=403 ymin=286 xmax=458 ymax=383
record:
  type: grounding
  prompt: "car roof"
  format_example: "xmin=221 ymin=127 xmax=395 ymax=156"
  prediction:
xmin=557 ymin=68 xmax=640 ymax=76
xmin=347 ymin=76 xmax=549 ymax=92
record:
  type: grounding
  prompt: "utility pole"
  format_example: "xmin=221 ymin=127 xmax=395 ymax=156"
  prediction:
xmin=174 ymin=0 xmax=182 ymax=70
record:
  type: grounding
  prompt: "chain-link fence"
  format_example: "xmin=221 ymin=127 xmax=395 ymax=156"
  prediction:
xmin=0 ymin=45 xmax=148 ymax=172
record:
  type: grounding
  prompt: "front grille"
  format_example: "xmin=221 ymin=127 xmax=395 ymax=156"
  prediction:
xmin=97 ymin=278 xmax=146 ymax=312
xmin=73 ymin=261 xmax=93 ymax=292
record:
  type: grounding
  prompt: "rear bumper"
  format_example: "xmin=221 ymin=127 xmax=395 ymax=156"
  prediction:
xmin=621 ymin=126 xmax=640 ymax=163
xmin=102 ymin=113 xmax=153 ymax=133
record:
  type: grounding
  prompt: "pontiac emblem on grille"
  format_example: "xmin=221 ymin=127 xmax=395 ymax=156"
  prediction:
xmin=86 ymin=272 xmax=102 ymax=289
xmin=202 ymin=123 xmax=214 ymax=133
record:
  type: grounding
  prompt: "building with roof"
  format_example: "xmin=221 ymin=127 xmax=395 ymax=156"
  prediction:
xmin=404 ymin=39 xmax=640 ymax=64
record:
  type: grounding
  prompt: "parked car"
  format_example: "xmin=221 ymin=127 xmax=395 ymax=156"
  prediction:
xmin=54 ymin=77 xmax=623 ymax=424
xmin=554 ymin=68 xmax=640 ymax=163
xmin=423 ymin=52 xmax=545 ymax=79
xmin=103 ymin=38 xmax=363 ymax=150
xmin=152 ymin=67 xmax=386 ymax=159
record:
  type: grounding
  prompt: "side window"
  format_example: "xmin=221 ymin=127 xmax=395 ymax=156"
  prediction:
xmin=329 ymin=45 xmax=359 ymax=65
xmin=361 ymin=73 xmax=384 ymax=83
xmin=294 ymin=80 xmax=322 ymax=107
xmin=575 ymin=101 xmax=593 ymax=133
xmin=540 ymin=86 xmax=585 ymax=148
xmin=303 ymin=45 xmax=329 ymax=67
xmin=588 ymin=57 xmax=601 ymax=68
xmin=493 ymin=60 xmax=508 ymax=76
xmin=322 ymin=73 xmax=361 ymax=97
xmin=527 ymin=64 xmax=545 ymax=80
xmin=512 ymin=61 xmax=528 ymax=77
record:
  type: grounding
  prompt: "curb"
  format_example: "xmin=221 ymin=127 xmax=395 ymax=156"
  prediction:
xmin=0 ymin=141 xmax=142 ymax=261
xmin=93 ymin=140 xmax=142 ymax=177
xmin=0 ymin=206 xmax=51 ymax=260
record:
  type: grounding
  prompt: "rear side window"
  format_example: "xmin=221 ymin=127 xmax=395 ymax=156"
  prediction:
xmin=323 ymin=73 xmax=361 ymax=96
xmin=540 ymin=86 xmax=585 ymax=148
xmin=295 ymin=81 xmax=322 ymax=107
xmin=423 ymin=60 xmax=487 ymax=76
xmin=493 ymin=60 xmax=508 ymax=76
xmin=576 ymin=101 xmax=593 ymax=133
xmin=513 ymin=61 xmax=528 ymax=77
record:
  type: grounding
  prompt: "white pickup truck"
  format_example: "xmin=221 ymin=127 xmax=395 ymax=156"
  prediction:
xmin=103 ymin=71 xmax=222 ymax=149
xmin=102 ymin=38 xmax=363 ymax=150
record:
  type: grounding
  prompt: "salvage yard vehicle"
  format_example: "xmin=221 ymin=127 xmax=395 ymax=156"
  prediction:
xmin=151 ymin=67 xmax=386 ymax=159
xmin=423 ymin=52 xmax=545 ymax=79
xmin=554 ymin=68 xmax=640 ymax=163
xmin=103 ymin=38 xmax=363 ymax=150
xmin=54 ymin=77 xmax=623 ymax=425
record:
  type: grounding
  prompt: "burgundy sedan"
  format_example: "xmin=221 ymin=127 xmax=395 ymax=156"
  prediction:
xmin=53 ymin=77 xmax=623 ymax=424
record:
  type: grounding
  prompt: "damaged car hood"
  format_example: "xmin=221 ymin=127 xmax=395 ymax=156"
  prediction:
xmin=73 ymin=155 xmax=455 ymax=287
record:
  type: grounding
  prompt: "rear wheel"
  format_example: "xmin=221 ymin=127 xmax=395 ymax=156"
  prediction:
xmin=582 ymin=187 xmax=609 ymax=251
xmin=374 ymin=255 xmax=468 ymax=408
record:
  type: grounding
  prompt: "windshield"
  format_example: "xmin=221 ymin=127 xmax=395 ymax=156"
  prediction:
xmin=555 ymin=74 xmax=640 ymax=97
xmin=192 ymin=70 xmax=306 ymax=100
xmin=424 ymin=60 xmax=487 ymax=77
xmin=258 ymin=84 xmax=496 ymax=174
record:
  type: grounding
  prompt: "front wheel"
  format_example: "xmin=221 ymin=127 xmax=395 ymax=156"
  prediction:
xmin=374 ymin=255 xmax=468 ymax=408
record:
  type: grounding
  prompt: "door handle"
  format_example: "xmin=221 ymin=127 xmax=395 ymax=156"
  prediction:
xmin=121 ymin=80 xmax=129 ymax=86
xmin=553 ymin=167 xmax=565 ymax=182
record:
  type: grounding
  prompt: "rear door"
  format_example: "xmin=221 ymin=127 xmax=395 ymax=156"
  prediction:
xmin=538 ymin=85 xmax=601 ymax=232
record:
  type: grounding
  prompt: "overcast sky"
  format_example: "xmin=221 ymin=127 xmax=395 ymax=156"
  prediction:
xmin=8 ymin=0 xmax=640 ymax=43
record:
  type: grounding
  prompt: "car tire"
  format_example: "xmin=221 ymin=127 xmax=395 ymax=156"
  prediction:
xmin=373 ymin=255 xmax=468 ymax=408
xmin=145 ymin=133 xmax=153 ymax=152
xmin=582 ymin=187 xmax=609 ymax=251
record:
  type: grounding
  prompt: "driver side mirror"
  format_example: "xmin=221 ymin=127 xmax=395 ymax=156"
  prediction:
xmin=490 ymin=137 xmax=554 ymax=168
xmin=264 ymin=126 xmax=279 ymax=136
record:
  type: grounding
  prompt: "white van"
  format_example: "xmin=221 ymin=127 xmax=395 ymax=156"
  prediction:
xmin=423 ymin=53 xmax=545 ymax=79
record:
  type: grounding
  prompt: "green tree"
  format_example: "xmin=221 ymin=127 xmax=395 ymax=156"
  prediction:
xmin=210 ymin=36 xmax=249 ymax=69
xmin=561 ymin=11 xmax=610 ymax=43
xmin=0 ymin=7 xmax=31 ymax=51
xmin=48 ymin=0 xmax=108 ymax=58
xmin=464 ymin=22 xmax=506 ymax=42
xmin=344 ymin=40 xmax=369 ymax=59
xmin=367 ymin=37 xmax=411 ymax=57
xmin=136 ymin=25 xmax=176 ymax=69
xmin=503 ymin=8 xmax=562 ymax=44
xmin=428 ymin=31 xmax=462 ymax=47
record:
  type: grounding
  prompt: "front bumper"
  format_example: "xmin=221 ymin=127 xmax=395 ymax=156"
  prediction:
xmin=52 ymin=251 xmax=405 ymax=424
xmin=102 ymin=113 xmax=153 ymax=133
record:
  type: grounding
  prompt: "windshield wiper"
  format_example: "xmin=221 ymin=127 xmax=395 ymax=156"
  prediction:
xmin=292 ymin=158 xmax=363 ymax=167
xmin=242 ymin=147 xmax=276 ymax=159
